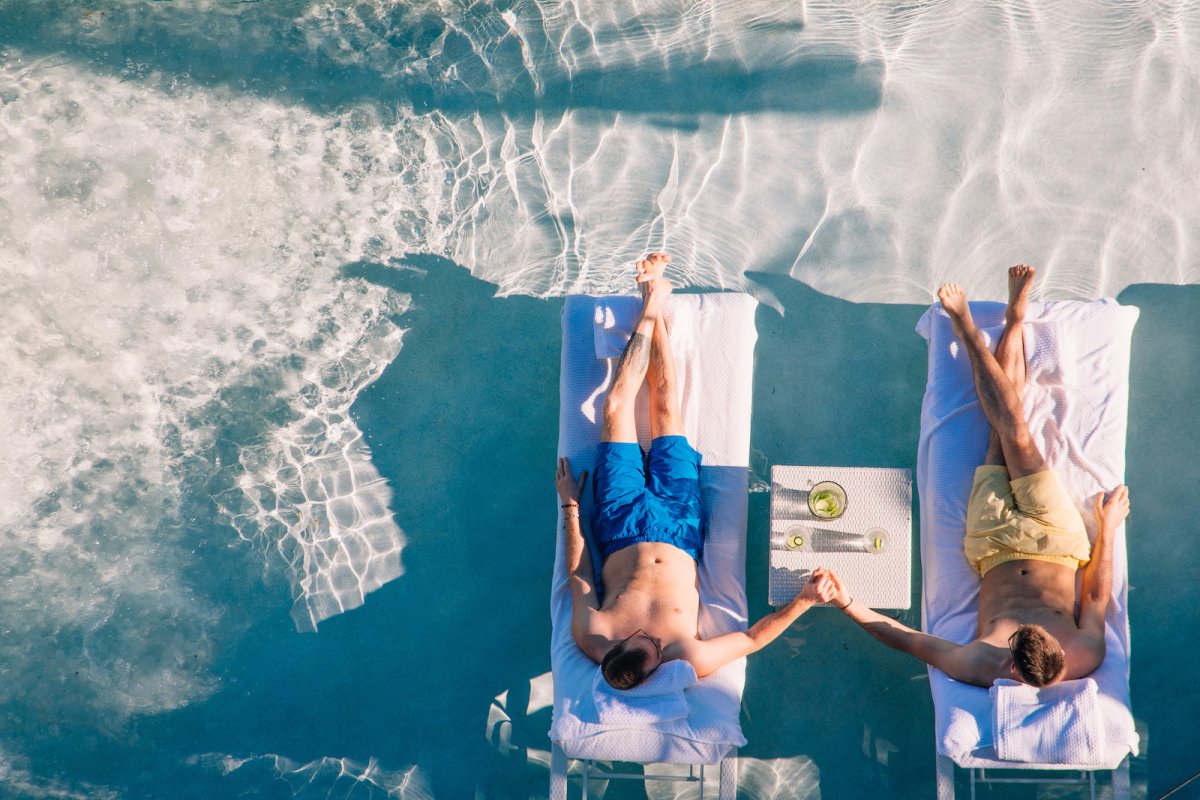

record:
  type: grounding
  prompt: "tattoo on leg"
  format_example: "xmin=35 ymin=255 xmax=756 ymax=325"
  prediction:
xmin=616 ymin=332 xmax=651 ymax=377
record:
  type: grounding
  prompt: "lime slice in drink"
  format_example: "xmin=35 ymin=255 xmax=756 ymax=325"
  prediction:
xmin=811 ymin=491 xmax=840 ymax=517
xmin=865 ymin=528 xmax=889 ymax=554
xmin=807 ymin=481 xmax=847 ymax=519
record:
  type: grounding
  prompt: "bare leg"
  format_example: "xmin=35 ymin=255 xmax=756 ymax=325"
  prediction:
xmin=648 ymin=314 xmax=684 ymax=437
xmin=600 ymin=256 xmax=668 ymax=443
xmin=984 ymin=265 xmax=1036 ymax=465
xmin=636 ymin=254 xmax=684 ymax=439
xmin=937 ymin=279 xmax=1048 ymax=479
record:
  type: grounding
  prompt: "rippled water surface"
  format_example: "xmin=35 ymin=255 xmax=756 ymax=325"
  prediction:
xmin=1 ymin=1 xmax=1197 ymax=797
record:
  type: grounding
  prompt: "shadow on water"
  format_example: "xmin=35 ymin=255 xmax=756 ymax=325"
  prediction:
xmin=0 ymin=3 xmax=883 ymax=121
xmin=1116 ymin=284 xmax=1200 ymax=799
xmin=334 ymin=255 xmax=563 ymax=796
xmin=742 ymin=272 xmax=934 ymax=797
xmin=105 ymin=255 xmax=563 ymax=798
xmin=325 ymin=255 xmax=563 ymax=795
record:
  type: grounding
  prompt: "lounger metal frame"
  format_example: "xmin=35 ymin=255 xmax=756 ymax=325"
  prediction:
xmin=550 ymin=744 xmax=737 ymax=800
xmin=935 ymin=753 xmax=1131 ymax=800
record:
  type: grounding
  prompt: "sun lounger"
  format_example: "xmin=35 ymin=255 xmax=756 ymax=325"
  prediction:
xmin=549 ymin=293 xmax=757 ymax=800
xmin=916 ymin=299 xmax=1141 ymax=799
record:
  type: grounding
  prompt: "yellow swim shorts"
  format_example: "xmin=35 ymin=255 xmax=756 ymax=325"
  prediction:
xmin=963 ymin=466 xmax=1091 ymax=577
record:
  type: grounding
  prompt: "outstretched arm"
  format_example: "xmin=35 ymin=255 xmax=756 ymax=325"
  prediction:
xmin=679 ymin=569 xmax=838 ymax=678
xmin=826 ymin=570 xmax=992 ymax=686
xmin=1076 ymin=485 xmax=1129 ymax=659
xmin=557 ymin=457 xmax=608 ymax=661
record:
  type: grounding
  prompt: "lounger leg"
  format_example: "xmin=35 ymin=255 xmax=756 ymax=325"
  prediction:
xmin=1112 ymin=755 xmax=1131 ymax=800
xmin=718 ymin=750 xmax=738 ymax=800
xmin=549 ymin=742 xmax=568 ymax=800
xmin=935 ymin=754 xmax=956 ymax=800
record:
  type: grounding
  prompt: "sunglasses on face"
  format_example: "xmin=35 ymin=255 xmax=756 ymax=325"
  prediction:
xmin=620 ymin=628 xmax=663 ymax=661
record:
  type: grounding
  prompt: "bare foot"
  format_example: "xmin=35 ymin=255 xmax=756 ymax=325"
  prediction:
xmin=637 ymin=252 xmax=670 ymax=286
xmin=1006 ymin=264 xmax=1035 ymax=325
xmin=937 ymin=282 xmax=975 ymax=340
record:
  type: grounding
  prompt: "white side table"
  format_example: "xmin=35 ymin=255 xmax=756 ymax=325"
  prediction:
xmin=768 ymin=465 xmax=912 ymax=609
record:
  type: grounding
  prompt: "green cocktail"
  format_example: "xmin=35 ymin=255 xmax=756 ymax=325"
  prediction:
xmin=807 ymin=481 xmax=847 ymax=519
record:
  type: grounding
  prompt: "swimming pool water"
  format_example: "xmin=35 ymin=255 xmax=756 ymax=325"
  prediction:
xmin=1 ymin=1 xmax=1197 ymax=797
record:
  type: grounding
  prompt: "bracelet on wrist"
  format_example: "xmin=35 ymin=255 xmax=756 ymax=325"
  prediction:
xmin=561 ymin=502 xmax=579 ymax=508
xmin=837 ymin=597 xmax=853 ymax=611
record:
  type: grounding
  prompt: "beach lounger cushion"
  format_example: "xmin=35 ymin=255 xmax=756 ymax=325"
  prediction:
xmin=916 ymin=299 xmax=1140 ymax=768
xmin=550 ymin=293 xmax=756 ymax=763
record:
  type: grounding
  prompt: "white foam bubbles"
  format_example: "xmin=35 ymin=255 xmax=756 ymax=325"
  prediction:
xmin=0 ymin=42 xmax=446 ymax=730
xmin=1 ymin=2 xmax=1195 ymax=795
xmin=0 ymin=747 xmax=119 ymax=800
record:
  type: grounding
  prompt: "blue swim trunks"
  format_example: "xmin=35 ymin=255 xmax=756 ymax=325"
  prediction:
xmin=590 ymin=435 xmax=704 ymax=565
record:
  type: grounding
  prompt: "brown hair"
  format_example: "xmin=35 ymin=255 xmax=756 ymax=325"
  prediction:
xmin=601 ymin=641 xmax=653 ymax=690
xmin=1009 ymin=625 xmax=1065 ymax=687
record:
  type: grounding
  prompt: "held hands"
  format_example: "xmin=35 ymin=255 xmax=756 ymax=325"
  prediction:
xmin=801 ymin=567 xmax=851 ymax=610
xmin=556 ymin=457 xmax=588 ymax=504
xmin=797 ymin=567 xmax=842 ymax=606
xmin=1095 ymin=484 xmax=1130 ymax=531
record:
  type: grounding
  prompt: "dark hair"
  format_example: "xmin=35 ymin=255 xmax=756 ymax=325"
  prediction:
xmin=1010 ymin=625 xmax=1065 ymax=687
xmin=601 ymin=641 xmax=653 ymax=690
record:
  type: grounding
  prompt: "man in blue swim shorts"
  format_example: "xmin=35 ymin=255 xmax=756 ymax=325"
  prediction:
xmin=556 ymin=252 xmax=837 ymax=690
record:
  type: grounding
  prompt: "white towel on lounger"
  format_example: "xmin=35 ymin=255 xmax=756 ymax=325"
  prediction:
xmin=592 ymin=297 xmax=695 ymax=359
xmin=991 ymin=678 xmax=1107 ymax=764
xmin=591 ymin=660 xmax=696 ymax=726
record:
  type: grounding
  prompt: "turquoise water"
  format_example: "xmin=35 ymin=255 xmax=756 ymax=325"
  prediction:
xmin=2 ymin=2 xmax=1198 ymax=797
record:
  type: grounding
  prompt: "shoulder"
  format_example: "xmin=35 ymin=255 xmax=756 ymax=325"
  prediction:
xmin=673 ymin=632 xmax=752 ymax=679
xmin=669 ymin=635 xmax=705 ymax=662
xmin=575 ymin=632 xmax=612 ymax=665
xmin=572 ymin=612 xmax=614 ymax=663
xmin=1063 ymin=629 xmax=1107 ymax=679
xmin=941 ymin=640 xmax=1009 ymax=687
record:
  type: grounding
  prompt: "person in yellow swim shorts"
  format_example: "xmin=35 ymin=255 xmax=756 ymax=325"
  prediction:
xmin=819 ymin=265 xmax=1129 ymax=688
xmin=963 ymin=465 xmax=1093 ymax=577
